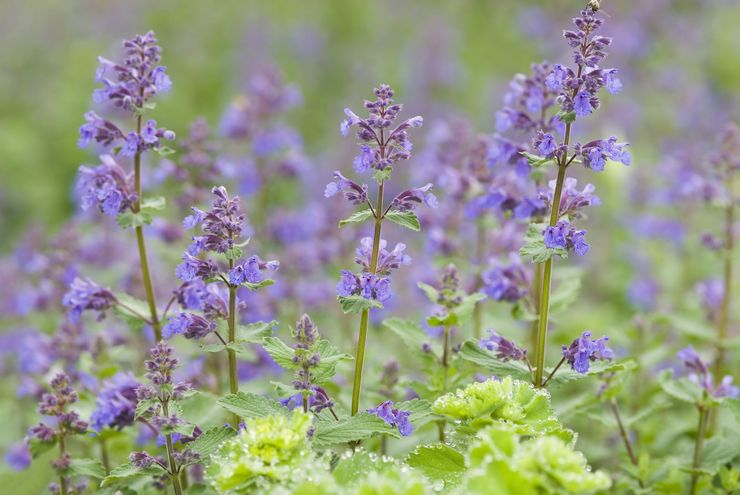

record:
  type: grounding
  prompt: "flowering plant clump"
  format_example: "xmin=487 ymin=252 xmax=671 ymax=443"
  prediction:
xmin=4 ymin=2 xmax=740 ymax=495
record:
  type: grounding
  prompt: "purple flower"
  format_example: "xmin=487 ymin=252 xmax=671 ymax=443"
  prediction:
xmin=76 ymin=155 xmax=134 ymax=217
xmin=604 ymin=69 xmax=622 ymax=94
xmin=479 ymin=331 xmax=528 ymax=362
xmin=545 ymin=64 xmax=568 ymax=92
xmin=537 ymin=132 xmax=557 ymax=157
xmin=90 ymin=372 xmax=140 ymax=431
xmin=696 ymin=279 xmax=724 ymax=322
xmin=677 ymin=347 xmax=738 ymax=399
xmin=4 ymin=443 xmax=31 ymax=471
xmin=562 ymin=331 xmax=614 ymax=374
xmin=573 ymin=90 xmax=594 ymax=117
xmin=585 ymin=146 xmax=606 ymax=171
xmin=353 ymin=144 xmax=375 ymax=173
xmin=368 ymin=400 xmax=413 ymax=436
xmin=176 ymin=253 xmax=219 ymax=282
xmin=163 ymin=312 xmax=216 ymax=340
xmin=78 ymin=111 xmax=124 ymax=149
xmin=355 ymin=238 xmax=412 ymax=275
xmin=62 ymin=277 xmax=117 ymax=322
xmin=481 ymin=254 xmax=530 ymax=303
xmin=337 ymin=270 xmax=359 ymax=297
xmin=389 ymin=183 xmax=438 ymax=211
xmin=120 ymin=132 xmax=140 ymax=157
xmin=324 ymin=171 xmax=369 ymax=205
xmin=229 ymin=255 xmax=280 ymax=285
xmin=543 ymin=222 xmax=569 ymax=249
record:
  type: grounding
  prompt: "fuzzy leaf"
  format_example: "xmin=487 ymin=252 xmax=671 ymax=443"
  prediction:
xmin=339 ymin=209 xmax=374 ymax=228
xmin=406 ymin=444 xmax=466 ymax=487
xmin=134 ymin=397 xmax=159 ymax=420
xmin=701 ymin=430 xmax=740 ymax=474
xmin=261 ymin=336 xmax=297 ymax=369
xmin=141 ymin=196 xmax=166 ymax=210
xmin=383 ymin=317 xmax=438 ymax=357
xmin=313 ymin=413 xmax=398 ymax=446
xmin=311 ymin=340 xmax=353 ymax=384
xmin=236 ymin=320 xmax=277 ymax=343
xmin=333 ymin=450 xmax=396 ymax=486
xmin=337 ymin=295 xmax=383 ymax=314
xmin=548 ymin=359 xmax=637 ymax=386
xmin=519 ymin=223 xmax=567 ymax=263
xmin=458 ymin=340 xmax=531 ymax=381
xmin=240 ymin=279 xmax=275 ymax=291
xmin=28 ymin=437 xmax=56 ymax=459
xmin=373 ymin=167 xmax=392 ymax=183
xmin=101 ymin=463 xmax=166 ymax=487
xmin=68 ymin=458 xmax=106 ymax=479
xmin=558 ymin=110 xmax=576 ymax=124
xmin=189 ymin=426 xmax=237 ymax=457
xmin=217 ymin=392 xmax=289 ymax=419
xmin=384 ymin=210 xmax=421 ymax=231
xmin=520 ymin=151 xmax=555 ymax=168
xmin=224 ymin=247 xmax=243 ymax=261
xmin=417 ymin=282 xmax=440 ymax=304
xmin=658 ymin=370 xmax=703 ymax=404
xmin=199 ymin=342 xmax=246 ymax=354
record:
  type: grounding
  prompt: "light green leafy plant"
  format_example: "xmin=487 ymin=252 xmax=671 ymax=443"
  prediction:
xmin=206 ymin=410 xmax=319 ymax=494
xmin=462 ymin=425 xmax=611 ymax=495
xmin=432 ymin=376 xmax=574 ymax=442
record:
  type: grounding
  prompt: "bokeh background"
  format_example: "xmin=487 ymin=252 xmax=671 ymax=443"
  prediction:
xmin=1 ymin=0 xmax=739 ymax=492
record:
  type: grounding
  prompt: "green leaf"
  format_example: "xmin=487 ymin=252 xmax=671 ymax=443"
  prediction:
xmin=101 ymin=463 xmax=166 ymax=487
xmin=240 ymin=279 xmax=275 ymax=291
xmin=141 ymin=196 xmax=166 ymax=210
xmin=383 ymin=317 xmax=437 ymax=357
xmin=373 ymin=167 xmax=392 ymax=183
xmin=333 ymin=450 xmax=396 ymax=486
xmin=558 ymin=110 xmax=576 ymax=124
xmin=135 ymin=397 xmax=159 ymax=420
xmin=458 ymin=340 xmax=531 ymax=381
xmin=417 ymin=282 xmax=440 ymax=304
xmin=548 ymin=359 xmax=637 ymax=386
xmin=549 ymin=276 xmax=581 ymax=315
xmin=658 ymin=369 xmax=703 ymax=404
xmin=395 ymin=399 xmax=434 ymax=427
xmin=189 ymin=426 xmax=237 ymax=457
xmin=28 ymin=437 xmax=56 ymax=459
xmin=116 ymin=210 xmax=152 ymax=229
xmin=313 ymin=413 xmax=398 ymax=447
xmin=155 ymin=145 xmax=176 ymax=157
xmin=339 ymin=209 xmax=374 ymax=228
xmin=519 ymin=223 xmax=567 ymax=263
xmin=311 ymin=340 xmax=353 ymax=384
xmin=217 ymin=392 xmax=289 ymax=419
xmin=161 ymin=421 xmax=196 ymax=437
xmin=199 ymin=342 xmax=246 ymax=354
xmin=337 ymin=295 xmax=383 ymax=314
xmin=224 ymin=247 xmax=243 ymax=261
xmin=262 ymin=336 xmax=297 ymax=369
xmin=384 ymin=210 xmax=421 ymax=231
xmin=406 ymin=444 xmax=466 ymax=487
xmin=236 ymin=320 xmax=277 ymax=343
xmin=701 ymin=430 xmax=740 ymax=474
xmin=68 ymin=458 xmax=106 ymax=479
xmin=520 ymin=151 xmax=556 ymax=168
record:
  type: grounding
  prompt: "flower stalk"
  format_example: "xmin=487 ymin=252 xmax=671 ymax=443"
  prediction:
xmin=690 ymin=405 xmax=709 ymax=495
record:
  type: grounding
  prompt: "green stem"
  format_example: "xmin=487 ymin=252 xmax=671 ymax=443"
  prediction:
xmin=473 ymin=221 xmax=486 ymax=339
xmin=541 ymin=356 xmax=565 ymax=388
xmin=350 ymin=181 xmax=385 ymax=416
xmin=690 ymin=406 xmax=709 ymax=495
xmin=227 ymin=259 xmax=239 ymax=427
xmin=714 ymin=186 xmax=735 ymax=379
xmin=438 ymin=324 xmax=453 ymax=442
xmin=99 ymin=436 xmax=111 ymax=475
xmin=609 ymin=399 xmax=638 ymax=467
xmin=161 ymin=402 xmax=183 ymax=495
xmin=133 ymin=113 xmax=161 ymax=341
xmin=534 ymin=163 xmax=567 ymax=387
xmin=530 ymin=261 xmax=543 ymax=354
xmin=58 ymin=433 xmax=68 ymax=495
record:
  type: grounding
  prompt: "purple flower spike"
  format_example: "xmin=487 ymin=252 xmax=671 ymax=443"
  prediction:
xmin=324 ymin=171 xmax=369 ymax=205
xmin=229 ymin=255 xmax=280 ymax=285
xmin=562 ymin=331 xmax=614 ymax=374
xmin=163 ymin=312 xmax=216 ymax=340
xmin=367 ymin=400 xmax=414 ymax=437
xmin=389 ymin=183 xmax=439 ymax=212
xmin=62 ymin=277 xmax=117 ymax=323
xmin=90 ymin=372 xmax=140 ymax=432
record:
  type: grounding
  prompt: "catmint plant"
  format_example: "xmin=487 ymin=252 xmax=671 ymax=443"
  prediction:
xmin=77 ymin=31 xmax=176 ymax=341
xmin=27 ymin=373 xmax=89 ymax=495
xmin=173 ymin=185 xmax=278 ymax=426
xmin=519 ymin=4 xmax=630 ymax=387
xmin=328 ymin=84 xmax=432 ymax=415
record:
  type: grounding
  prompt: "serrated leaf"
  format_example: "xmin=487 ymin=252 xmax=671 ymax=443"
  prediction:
xmin=519 ymin=223 xmax=567 ymax=263
xmin=236 ymin=320 xmax=277 ymax=343
xmin=395 ymin=399 xmax=435 ymax=427
xmin=548 ymin=359 xmax=637 ymax=386
xmin=135 ymin=397 xmax=159 ymax=420
xmin=658 ymin=369 xmax=703 ymax=404
xmin=520 ymin=151 xmax=556 ymax=168
xmin=161 ymin=421 xmax=196 ymax=437
xmin=224 ymin=247 xmax=243 ymax=261
xmin=141 ymin=196 xmax=166 ymax=210
xmin=373 ymin=167 xmax=392 ymax=183
xmin=262 ymin=336 xmax=297 ymax=370
xmin=417 ymin=282 xmax=439 ymax=304
xmin=339 ymin=209 xmax=374 ymax=228
xmin=383 ymin=317 xmax=438 ymax=357
xmin=313 ymin=413 xmax=398 ymax=447
xmin=701 ymin=430 xmax=740 ymax=474
xmin=116 ymin=210 xmax=152 ymax=229
xmin=406 ymin=444 xmax=466 ymax=487
xmin=217 ymin=392 xmax=289 ymax=419
xmin=457 ymin=340 xmax=531 ymax=381
xmin=558 ymin=110 xmax=576 ymax=124
xmin=101 ymin=463 xmax=166 ymax=487
xmin=384 ymin=210 xmax=420 ymax=231
xmin=333 ymin=450 xmax=396 ymax=485
xmin=189 ymin=426 xmax=237 ymax=457
xmin=28 ymin=437 xmax=56 ymax=459
xmin=112 ymin=292 xmax=152 ymax=327
xmin=240 ymin=279 xmax=275 ymax=291
xmin=337 ymin=295 xmax=383 ymax=314
xmin=155 ymin=145 xmax=176 ymax=157
xmin=68 ymin=458 xmax=106 ymax=479
xmin=311 ymin=340 xmax=353 ymax=384
xmin=199 ymin=342 xmax=246 ymax=354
